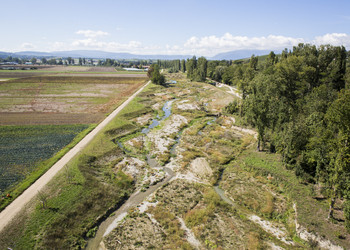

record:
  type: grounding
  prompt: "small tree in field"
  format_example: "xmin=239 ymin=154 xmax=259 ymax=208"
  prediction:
xmin=65 ymin=165 xmax=75 ymax=184
xmin=148 ymin=64 xmax=165 ymax=85
xmin=37 ymin=190 xmax=48 ymax=209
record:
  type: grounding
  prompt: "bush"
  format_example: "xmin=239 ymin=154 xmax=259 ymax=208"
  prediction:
xmin=224 ymin=100 xmax=240 ymax=114
xmin=185 ymin=208 xmax=208 ymax=228
xmin=344 ymin=199 xmax=350 ymax=232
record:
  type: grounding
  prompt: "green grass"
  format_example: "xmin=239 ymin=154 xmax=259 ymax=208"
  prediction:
xmin=226 ymin=147 xmax=350 ymax=248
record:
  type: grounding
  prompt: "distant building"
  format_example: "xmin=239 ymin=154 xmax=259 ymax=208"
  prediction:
xmin=123 ymin=68 xmax=145 ymax=72
xmin=0 ymin=62 xmax=19 ymax=65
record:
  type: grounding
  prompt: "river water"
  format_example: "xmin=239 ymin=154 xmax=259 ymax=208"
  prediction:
xmin=86 ymin=100 xmax=176 ymax=249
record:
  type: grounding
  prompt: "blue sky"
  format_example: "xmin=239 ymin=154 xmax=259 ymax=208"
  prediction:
xmin=1 ymin=0 xmax=350 ymax=56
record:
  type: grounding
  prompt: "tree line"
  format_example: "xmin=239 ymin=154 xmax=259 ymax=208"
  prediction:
xmin=201 ymin=44 xmax=350 ymax=228
xmin=0 ymin=56 xmax=153 ymax=68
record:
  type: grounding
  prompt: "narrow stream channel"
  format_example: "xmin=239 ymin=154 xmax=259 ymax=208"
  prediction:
xmin=86 ymin=100 xmax=176 ymax=249
xmin=200 ymin=116 xmax=234 ymax=206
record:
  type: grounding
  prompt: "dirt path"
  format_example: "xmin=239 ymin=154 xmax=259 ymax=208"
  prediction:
xmin=0 ymin=80 xmax=151 ymax=233
xmin=217 ymin=82 xmax=242 ymax=99
xmin=87 ymin=167 xmax=175 ymax=250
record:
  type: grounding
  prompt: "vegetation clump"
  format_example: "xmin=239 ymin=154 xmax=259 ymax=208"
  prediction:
xmin=148 ymin=64 xmax=165 ymax=85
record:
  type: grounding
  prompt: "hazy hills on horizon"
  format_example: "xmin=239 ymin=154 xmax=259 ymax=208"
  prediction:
xmin=0 ymin=49 xmax=279 ymax=61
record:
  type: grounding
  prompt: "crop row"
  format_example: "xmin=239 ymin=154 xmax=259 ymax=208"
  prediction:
xmin=7 ymin=76 xmax=146 ymax=85
xmin=0 ymin=124 xmax=88 ymax=194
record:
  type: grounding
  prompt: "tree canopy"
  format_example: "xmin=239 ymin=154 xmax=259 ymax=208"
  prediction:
xmin=148 ymin=64 xmax=165 ymax=85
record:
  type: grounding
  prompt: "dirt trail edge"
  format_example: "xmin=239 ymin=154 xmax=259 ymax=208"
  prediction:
xmin=0 ymin=80 xmax=151 ymax=233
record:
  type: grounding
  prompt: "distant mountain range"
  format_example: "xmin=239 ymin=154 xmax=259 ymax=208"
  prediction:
xmin=0 ymin=49 xmax=279 ymax=60
xmin=210 ymin=49 xmax=278 ymax=60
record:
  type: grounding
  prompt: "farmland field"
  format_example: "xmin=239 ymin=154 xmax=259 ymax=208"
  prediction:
xmin=0 ymin=65 xmax=147 ymax=76
xmin=0 ymin=67 xmax=147 ymax=207
xmin=0 ymin=75 xmax=147 ymax=125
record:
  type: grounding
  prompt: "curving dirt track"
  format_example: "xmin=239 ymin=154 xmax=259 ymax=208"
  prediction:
xmin=0 ymin=80 xmax=151 ymax=233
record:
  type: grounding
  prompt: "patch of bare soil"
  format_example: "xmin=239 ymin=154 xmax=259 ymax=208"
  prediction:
xmin=135 ymin=113 xmax=152 ymax=126
xmin=0 ymin=72 xmax=46 ymax=79
xmin=176 ymin=100 xmax=200 ymax=110
xmin=249 ymin=215 xmax=294 ymax=245
xmin=53 ymin=73 xmax=146 ymax=77
xmin=0 ymin=112 xmax=105 ymax=125
xmin=188 ymin=157 xmax=213 ymax=182
xmin=147 ymin=114 xmax=188 ymax=157
xmin=87 ymin=67 xmax=117 ymax=72
xmin=103 ymin=212 xmax=167 ymax=249
xmin=103 ymin=179 xmax=203 ymax=249
xmin=0 ymin=80 xmax=145 ymax=125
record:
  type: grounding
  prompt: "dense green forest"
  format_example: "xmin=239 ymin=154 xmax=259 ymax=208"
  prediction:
xmin=181 ymin=44 xmax=350 ymax=231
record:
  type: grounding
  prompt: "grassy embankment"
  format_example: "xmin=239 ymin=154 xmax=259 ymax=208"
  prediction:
xmin=220 ymin=146 xmax=350 ymax=248
xmin=0 ymin=82 xmax=158 ymax=249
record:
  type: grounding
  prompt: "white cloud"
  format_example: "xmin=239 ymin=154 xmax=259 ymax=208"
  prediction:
xmin=76 ymin=30 xmax=109 ymax=38
xmin=51 ymin=42 xmax=66 ymax=50
xmin=71 ymin=38 xmax=142 ymax=52
xmin=183 ymin=33 xmax=305 ymax=56
xmin=20 ymin=42 xmax=35 ymax=50
xmin=313 ymin=33 xmax=350 ymax=47
xmin=24 ymin=32 xmax=350 ymax=57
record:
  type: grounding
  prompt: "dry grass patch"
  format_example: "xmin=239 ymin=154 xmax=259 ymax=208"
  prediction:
xmin=0 ymin=76 xmax=146 ymax=125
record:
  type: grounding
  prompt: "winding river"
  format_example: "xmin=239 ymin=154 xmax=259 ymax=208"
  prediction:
xmin=86 ymin=100 xmax=176 ymax=249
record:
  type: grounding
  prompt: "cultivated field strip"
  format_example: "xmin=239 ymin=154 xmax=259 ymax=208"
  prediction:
xmin=0 ymin=80 xmax=150 ymax=232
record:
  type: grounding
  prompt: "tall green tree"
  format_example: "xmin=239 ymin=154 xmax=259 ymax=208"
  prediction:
xmin=181 ymin=59 xmax=186 ymax=73
xmin=186 ymin=56 xmax=197 ymax=80
xmin=148 ymin=64 xmax=165 ymax=85
xmin=324 ymin=90 xmax=350 ymax=219
xmin=244 ymin=73 xmax=271 ymax=151
xmin=265 ymin=51 xmax=278 ymax=69
xmin=249 ymin=54 xmax=258 ymax=71
xmin=193 ymin=57 xmax=207 ymax=82
xmin=67 ymin=57 xmax=73 ymax=65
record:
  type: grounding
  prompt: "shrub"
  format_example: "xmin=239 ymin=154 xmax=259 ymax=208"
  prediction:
xmin=224 ymin=100 xmax=240 ymax=114
xmin=344 ymin=199 xmax=350 ymax=232
xmin=184 ymin=208 xmax=208 ymax=228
